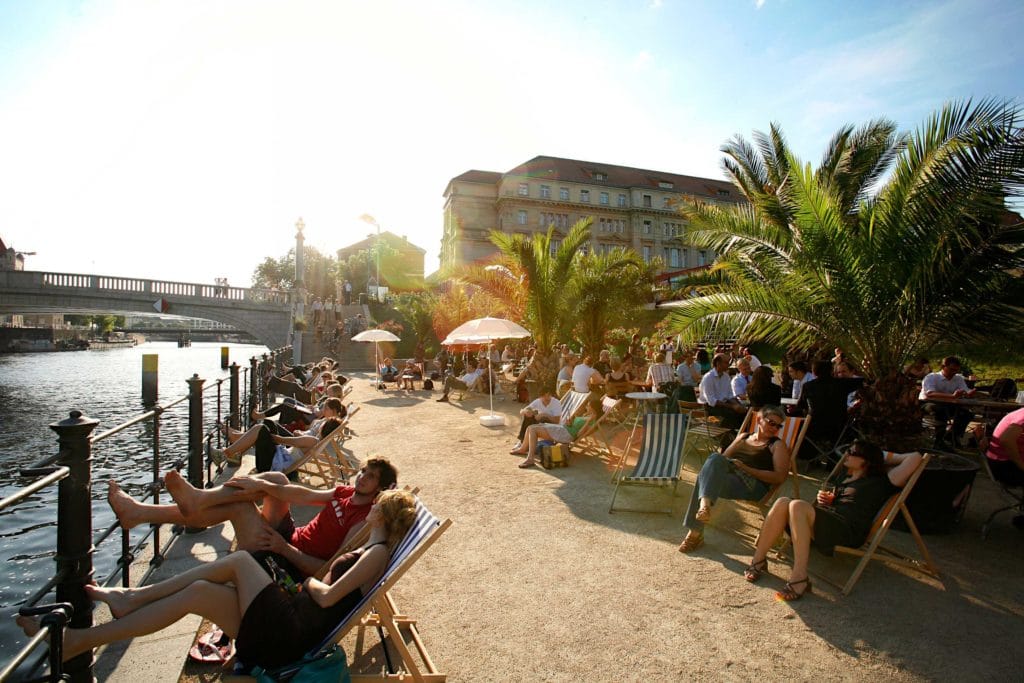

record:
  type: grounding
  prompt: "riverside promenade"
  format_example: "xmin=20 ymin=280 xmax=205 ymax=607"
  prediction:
xmin=96 ymin=372 xmax=1022 ymax=681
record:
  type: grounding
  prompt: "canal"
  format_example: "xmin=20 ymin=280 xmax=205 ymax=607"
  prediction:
xmin=0 ymin=341 xmax=269 ymax=659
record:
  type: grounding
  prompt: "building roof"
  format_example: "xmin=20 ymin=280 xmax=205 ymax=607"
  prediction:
xmin=451 ymin=170 xmax=503 ymax=184
xmin=337 ymin=230 xmax=426 ymax=255
xmin=504 ymin=155 xmax=738 ymax=199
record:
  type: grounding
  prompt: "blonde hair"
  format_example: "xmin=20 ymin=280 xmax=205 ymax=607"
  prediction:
xmin=376 ymin=489 xmax=418 ymax=549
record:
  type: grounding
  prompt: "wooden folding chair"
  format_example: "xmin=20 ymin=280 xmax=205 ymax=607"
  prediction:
xmin=284 ymin=405 xmax=361 ymax=485
xmin=828 ymin=452 xmax=939 ymax=595
xmin=576 ymin=395 xmax=628 ymax=459
xmin=608 ymin=413 xmax=688 ymax=514
xmin=678 ymin=400 xmax=735 ymax=471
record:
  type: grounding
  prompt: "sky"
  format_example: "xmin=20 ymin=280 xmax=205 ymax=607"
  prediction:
xmin=1 ymin=0 xmax=1022 ymax=287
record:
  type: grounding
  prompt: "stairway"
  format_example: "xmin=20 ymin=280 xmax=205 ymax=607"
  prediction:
xmin=297 ymin=303 xmax=378 ymax=370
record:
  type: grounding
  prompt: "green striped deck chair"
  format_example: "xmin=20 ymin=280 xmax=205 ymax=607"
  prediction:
xmin=608 ymin=412 xmax=688 ymax=514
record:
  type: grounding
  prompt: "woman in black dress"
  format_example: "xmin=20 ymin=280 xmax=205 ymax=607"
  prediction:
xmin=17 ymin=490 xmax=418 ymax=668
xmin=742 ymin=441 xmax=922 ymax=600
xmin=746 ymin=366 xmax=782 ymax=409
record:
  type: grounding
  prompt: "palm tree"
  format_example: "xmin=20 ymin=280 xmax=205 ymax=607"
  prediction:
xmin=668 ymin=100 xmax=1024 ymax=444
xmin=568 ymin=248 xmax=657 ymax=358
xmin=460 ymin=219 xmax=593 ymax=392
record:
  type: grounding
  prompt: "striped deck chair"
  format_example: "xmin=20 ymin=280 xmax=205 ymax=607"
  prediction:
xmin=828 ymin=451 xmax=939 ymax=595
xmin=580 ymin=396 xmax=629 ymax=460
xmin=559 ymin=390 xmax=591 ymax=426
xmin=608 ymin=413 xmax=688 ymax=514
xmin=284 ymin=405 xmax=361 ymax=484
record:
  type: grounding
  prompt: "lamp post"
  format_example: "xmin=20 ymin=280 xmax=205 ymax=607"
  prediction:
xmin=293 ymin=217 xmax=305 ymax=365
xmin=359 ymin=214 xmax=381 ymax=302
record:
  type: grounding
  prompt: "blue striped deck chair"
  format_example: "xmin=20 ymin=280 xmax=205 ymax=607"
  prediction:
xmin=559 ymin=390 xmax=590 ymax=426
xmin=608 ymin=413 xmax=688 ymax=514
xmin=255 ymin=496 xmax=452 ymax=682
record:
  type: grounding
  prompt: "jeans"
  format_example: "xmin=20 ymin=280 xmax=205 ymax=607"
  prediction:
xmin=683 ymin=452 xmax=768 ymax=532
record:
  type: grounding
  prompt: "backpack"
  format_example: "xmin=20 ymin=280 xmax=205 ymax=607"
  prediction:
xmin=423 ymin=378 xmax=434 ymax=390
xmin=990 ymin=378 xmax=1018 ymax=401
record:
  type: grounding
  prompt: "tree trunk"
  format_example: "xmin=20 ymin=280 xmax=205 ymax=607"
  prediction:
xmin=528 ymin=350 xmax=560 ymax=396
xmin=857 ymin=370 xmax=923 ymax=452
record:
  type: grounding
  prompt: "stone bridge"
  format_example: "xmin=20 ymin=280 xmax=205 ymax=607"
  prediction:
xmin=0 ymin=270 xmax=293 ymax=349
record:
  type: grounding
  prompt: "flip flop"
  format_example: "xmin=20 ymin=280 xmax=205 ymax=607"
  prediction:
xmin=189 ymin=635 xmax=234 ymax=664
xmin=198 ymin=627 xmax=229 ymax=648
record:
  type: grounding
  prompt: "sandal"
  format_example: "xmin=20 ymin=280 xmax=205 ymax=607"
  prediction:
xmin=677 ymin=532 xmax=704 ymax=553
xmin=776 ymin=577 xmax=812 ymax=602
xmin=695 ymin=505 xmax=712 ymax=523
xmin=744 ymin=558 xmax=769 ymax=583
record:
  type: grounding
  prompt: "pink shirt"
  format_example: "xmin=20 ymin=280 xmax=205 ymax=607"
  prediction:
xmin=986 ymin=407 xmax=1024 ymax=462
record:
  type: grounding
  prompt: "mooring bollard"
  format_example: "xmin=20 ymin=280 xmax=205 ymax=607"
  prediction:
xmin=50 ymin=410 xmax=99 ymax=683
xmin=229 ymin=362 xmax=240 ymax=430
xmin=220 ymin=346 xmax=229 ymax=369
xmin=186 ymin=374 xmax=205 ymax=490
xmin=142 ymin=354 xmax=158 ymax=406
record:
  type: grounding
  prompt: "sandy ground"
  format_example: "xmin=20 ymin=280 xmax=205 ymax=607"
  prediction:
xmin=185 ymin=373 xmax=1023 ymax=681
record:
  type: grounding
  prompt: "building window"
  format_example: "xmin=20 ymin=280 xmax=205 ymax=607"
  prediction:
xmin=599 ymin=192 xmax=609 ymax=205
xmin=559 ymin=187 xmax=570 ymax=201
xmin=580 ymin=190 xmax=590 ymax=203
xmin=618 ymin=194 xmax=627 ymax=207
xmin=540 ymin=185 xmax=551 ymax=199
xmin=517 ymin=210 xmax=527 ymax=225
xmin=643 ymin=220 xmax=652 ymax=235
xmin=642 ymin=246 xmax=651 ymax=263
xmin=662 ymin=197 xmax=671 ymax=209
xmin=698 ymin=250 xmax=707 ymax=265
xmin=670 ymin=248 xmax=680 ymax=267
xmin=593 ymin=172 xmax=607 ymax=181
xmin=658 ymin=181 xmax=674 ymax=189
xmin=643 ymin=194 xmax=652 ymax=208
xmin=550 ymin=239 xmax=561 ymax=256
xmin=717 ymin=189 xmax=730 ymax=197
xmin=681 ymin=248 xmax=688 ymax=265
xmin=518 ymin=183 xmax=529 ymax=196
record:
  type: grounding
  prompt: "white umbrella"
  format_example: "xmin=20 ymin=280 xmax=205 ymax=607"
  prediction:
xmin=442 ymin=317 xmax=531 ymax=426
xmin=351 ymin=329 xmax=401 ymax=389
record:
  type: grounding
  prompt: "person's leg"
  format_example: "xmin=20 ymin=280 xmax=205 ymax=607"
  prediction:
xmin=251 ymin=471 xmax=294 ymax=527
xmin=521 ymin=426 xmax=548 ymax=466
xmin=785 ymin=499 xmax=816 ymax=589
xmin=517 ymin=415 xmax=538 ymax=441
xmin=690 ymin=453 xmax=733 ymax=525
xmin=222 ymin=424 xmax=262 ymax=458
xmin=750 ymin=497 xmax=792 ymax=565
xmin=254 ymin=424 xmax=278 ymax=472
xmin=951 ymin=407 xmax=972 ymax=445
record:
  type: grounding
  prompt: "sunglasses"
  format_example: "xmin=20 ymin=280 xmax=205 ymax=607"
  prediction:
xmin=763 ymin=419 xmax=784 ymax=429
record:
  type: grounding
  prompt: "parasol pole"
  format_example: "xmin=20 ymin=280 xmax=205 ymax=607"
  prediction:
xmin=487 ymin=341 xmax=495 ymax=418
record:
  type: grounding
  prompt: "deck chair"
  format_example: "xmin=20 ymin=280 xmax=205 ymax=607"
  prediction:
xmin=559 ymin=390 xmax=591 ymax=426
xmin=608 ymin=413 xmax=688 ymax=514
xmin=678 ymin=400 xmax=736 ymax=471
xmin=263 ymin=495 xmax=452 ymax=683
xmin=578 ymin=396 xmax=629 ymax=460
xmin=827 ymin=452 xmax=939 ymax=595
xmin=283 ymin=405 xmax=361 ymax=484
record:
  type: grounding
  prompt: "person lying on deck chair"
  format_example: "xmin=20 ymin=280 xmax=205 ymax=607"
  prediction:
xmin=742 ymin=442 xmax=921 ymax=601
xmin=106 ymin=457 xmax=398 ymax=583
xmin=213 ymin=397 xmax=346 ymax=471
xmin=512 ymin=396 xmax=602 ymax=469
xmin=249 ymin=384 xmax=348 ymax=432
xmin=18 ymin=489 xmax=416 ymax=670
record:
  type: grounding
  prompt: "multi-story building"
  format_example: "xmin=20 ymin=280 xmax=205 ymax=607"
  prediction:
xmin=337 ymin=231 xmax=426 ymax=291
xmin=440 ymin=155 xmax=744 ymax=272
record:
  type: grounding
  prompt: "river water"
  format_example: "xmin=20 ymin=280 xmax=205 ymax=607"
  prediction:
xmin=0 ymin=341 xmax=268 ymax=661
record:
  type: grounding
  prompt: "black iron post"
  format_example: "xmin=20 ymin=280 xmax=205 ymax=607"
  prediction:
xmin=230 ymin=362 xmax=240 ymax=430
xmin=249 ymin=356 xmax=259 ymax=426
xmin=186 ymin=374 xmax=205 ymax=489
xmin=49 ymin=410 xmax=99 ymax=683
xmin=261 ymin=353 xmax=270 ymax=408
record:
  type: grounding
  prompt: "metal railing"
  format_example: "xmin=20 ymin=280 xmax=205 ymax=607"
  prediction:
xmin=0 ymin=346 xmax=291 ymax=682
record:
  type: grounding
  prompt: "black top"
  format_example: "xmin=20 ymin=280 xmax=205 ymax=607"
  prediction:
xmin=827 ymin=473 xmax=896 ymax=541
xmin=798 ymin=376 xmax=864 ymax=439
xmin=748 ymin=383 xmax=783 ymax=409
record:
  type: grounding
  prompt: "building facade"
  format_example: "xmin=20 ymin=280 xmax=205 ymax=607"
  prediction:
xmin=440 ymin=155 xmax=744 ymax=271
xmin=337 ymin=231 xmax=426 ymax=291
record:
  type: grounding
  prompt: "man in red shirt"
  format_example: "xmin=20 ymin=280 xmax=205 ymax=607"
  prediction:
xmin=107 ymin=457 xmax=398 ymax=579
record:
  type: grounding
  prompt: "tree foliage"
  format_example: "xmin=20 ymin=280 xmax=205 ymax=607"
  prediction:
xmin=251 ymin=246 xmax=339 ymax=300
xmin=667 ymin=99 xmax=1024 ymax=441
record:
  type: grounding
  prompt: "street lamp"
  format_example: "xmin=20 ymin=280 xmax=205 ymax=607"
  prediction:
xmin=359 ymin=214 xmax=381 ymax=302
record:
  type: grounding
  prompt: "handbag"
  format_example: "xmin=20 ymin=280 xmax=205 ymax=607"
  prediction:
xmin=252 ymin=644 xmax=350 ymax=682
xmin=271 ymin=445 xmax=294 ymax=472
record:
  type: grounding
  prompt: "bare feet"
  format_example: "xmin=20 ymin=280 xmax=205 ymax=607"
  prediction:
xmin=16 ymin=615 xmax=87 ymax=662
xmin=107 ymin=480 xmax=143 ymax=530
xmin=85 ymin=584 xmax=135 ymax=619
xmin=250 ymin=408 xmax=265 ymax=422
xmin=164 ymin=470 xmax=200 ymax=519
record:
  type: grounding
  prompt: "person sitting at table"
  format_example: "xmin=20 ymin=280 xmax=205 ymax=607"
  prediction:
xmin=556 ymin=354 xmax=577 ymax=396
xmin=379 ymin=358 xmax=400 ymax=383
xmin=510 ymin=387 xmax=563 ymax=453
xmin=678 ymin=405 xmax=792 ymax=552
xmin=787 ymin=360 xmax=815 ymax=401
xmin=919 ymin=356 xmax=976 ymax=449
xmin=983 ymin=406 xmax=1024 ymax=487
xmin=400 ymin=360 xmax=421 ymax=390
xmin=740 ymin=346 xmax=762 ymax=371
xmin=511 ymin=396 xmax=601 ymax=468
xmin=747 ymin=366 xmax=782 ymax=409
xmin=697 ymin=353 xmax=747 ymax=429
xmin=695 ymin=348 xmax=712 ymax=375
xmin=604 ymin=357 xmax=633 ymax=398
xmin=573 ymin=355 xmax=605 ymax=394
xmin=645 ymin=352 xmax=675 ymax=392
xmin=501 ymin=344 xmax=514 ymax=363
xmin=436 ymin=362 xmax=484 ymax=402
xmin=904 ymin=355 xmax=932 ymax=381
xmin=797 ymin=360 xmax=864 ymax=457
xmin=742 ymin=442 xmax=922 ymax=601
xmin=731 ymin=358 xmax=753 ymax=400
xmin=593 ymin=349 xmax=612 ymax=377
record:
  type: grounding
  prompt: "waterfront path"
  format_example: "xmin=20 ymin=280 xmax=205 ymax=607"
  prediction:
xmin=98 ymin=373 xmax=1022 ymax=681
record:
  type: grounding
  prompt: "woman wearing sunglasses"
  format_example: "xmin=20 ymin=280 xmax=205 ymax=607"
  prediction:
xmin=743 ymin=440 xmax=921 ymax=601
xmin=678 ymin=405 xmax=792 ymax=553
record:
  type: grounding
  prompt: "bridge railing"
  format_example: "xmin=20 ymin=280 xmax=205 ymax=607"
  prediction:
xmin=0 ymin=346 xmax=292 ymax=683
xmin=3 ymin=270 xmax=290 ymax=305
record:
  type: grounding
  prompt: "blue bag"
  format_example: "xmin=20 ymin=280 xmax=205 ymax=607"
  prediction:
xmin=251 ymin=644 xmax=350 ymax=683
